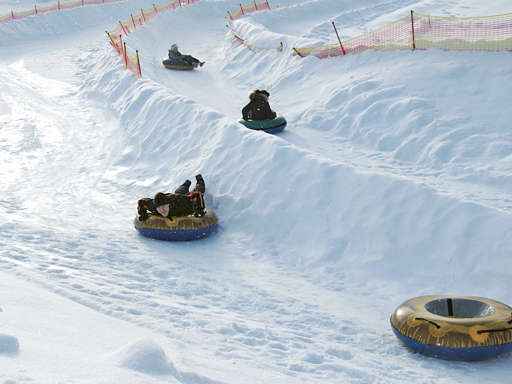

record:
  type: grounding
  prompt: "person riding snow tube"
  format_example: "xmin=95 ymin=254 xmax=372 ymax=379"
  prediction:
xmin=134 ymin=175 xmax=218 ymax=241
xmin=163 ymin=44 xmax=204 ymax=70
xmin=238 ymin=89 xmax=287 ymax=134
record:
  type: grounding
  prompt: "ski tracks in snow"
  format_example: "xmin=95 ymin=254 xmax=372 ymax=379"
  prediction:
xmin=1 ymin=1 xmax=511 ymax=383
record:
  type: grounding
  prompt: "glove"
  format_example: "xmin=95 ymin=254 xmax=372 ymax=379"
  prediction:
xmin=139 ymin=212 xmax=148 ymax=221
xmin=194 ymin=210 xmax=206 ymax=218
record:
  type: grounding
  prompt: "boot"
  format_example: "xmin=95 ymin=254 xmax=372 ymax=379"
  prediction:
xmin=193 ymin=174 xmax=205 ymax=193
xmin=175 ymin=180 xmax=191 ymax=195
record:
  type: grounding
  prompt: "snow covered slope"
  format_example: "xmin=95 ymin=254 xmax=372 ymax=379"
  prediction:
xmin=1 ymin=0 xmax=511 ymax=383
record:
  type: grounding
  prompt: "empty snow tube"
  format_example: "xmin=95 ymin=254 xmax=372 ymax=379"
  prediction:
xmin=391 ymin=295 xmax=512 ymax=361
xmin=237 ymin=115 xmax=287 ymax=134
xmin=134 ymin=208 xmax=218 ymax=241
xmin=162 ymin=58 xmax=194 ymax=71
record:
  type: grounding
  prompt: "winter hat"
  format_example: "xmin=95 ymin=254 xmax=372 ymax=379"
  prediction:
xmin=153 ymin=192 xmax=168 ymax=208
xmin=256 ymin=89 xmax=270 ymax=97
xmin=171 ymin=44 xmax=178 ymax=50
xmin=250 ymin=89 xmax=269 ymax=101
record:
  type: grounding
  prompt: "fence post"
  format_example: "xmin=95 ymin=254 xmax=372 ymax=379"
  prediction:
xmin=11 ymin=10 xmax=14 ymax=20
xmin=123 ymin=42 xmax=128 ymax=68
xmin=119 ymin=21 xmax=128 ymax=35
xmin=105 ymin=31 xmax=113 ymax=45
xmin=131 ymin=14 xmax=136 ymax=29
xmin=266 ymin=0 xmax=270 ymax=10
xmin=136 ymin=50 xmax=142 ymax=77
xmin=106 ymin=31 xmax=118 ymax=52
xmin=58 ymin=1 xmax=60 ymax=10
xmin=141 ymin=9 xmax=146 ymax=23
xmin=411 ymin=10 xmax=416 ymax=50
xmin=153 ymin=4 xmax=158 ymax=13
xmin=240 ymin=4 xmax=244 ymax=15
xmin=332 ymin=22 xmax=346 ymax=55
xmin=293 ymin=48 xmax=303 ymax=57
xmin=227 ymin=11 xmax=233 ymax=20
xmin=35 ymin=5 xmax=37 ymax=14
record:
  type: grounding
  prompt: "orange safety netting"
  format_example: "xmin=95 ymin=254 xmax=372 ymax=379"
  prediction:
xmin=227 ymin=27 xmax=283 ymax=52
xmin=227 ymin=1 xmax=270 ymax=21
xmin=106 ymin=35 xmax=142 ymax=77
xmin=0 ymin=0 xmax=123 ymax=24
xmin=226 ymin=1 xmax=282 ymax=51
xmin=107 ymin=5 xmax=160 ymax=39
xmin=124 ymin=46 xmax=142 ymax=77
xmin=106 ymin=0 xmax=199 ymax=38
xmin=228 ymin=29 xmax=283 ymax=52
xmin=413 ymin=12 xmax=512 ymax=51
xmin=293 ymin=11 xmax=512 ymax=58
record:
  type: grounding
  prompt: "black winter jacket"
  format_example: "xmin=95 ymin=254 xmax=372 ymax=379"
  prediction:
xmin=242 ymin=91 xmax=276 ymax=120
xmin=137 ymin=191 xmax=205 ymax=220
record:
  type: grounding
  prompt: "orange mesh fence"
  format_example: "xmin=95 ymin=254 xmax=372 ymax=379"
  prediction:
xmin=0 ymin=0 xmax=125 ymax=24
xmin=124 ymin=45 xmax=142 ymax=77
xmin=228 ymin=28 xmax=283 ymax=51
xmin=106 ymin=34 xmax=141 ymax=77
xmin=227 ymin=1 xmax=270 ymax=21
xmin=107 ymin=0 xmax=198 ymax=38
xmin=106 ymin=0 xmax=200 ymax=77
xmin=226 ymin=1 xmax=285 ymax=51
xmin=294 ymin=11 xmax=512 ymax=58
xmin=107 ymin=33 xmax=124 ymax=55
xmin=59 ymin=0 xmax=83 ymax=11
xmin=227 ymin=27 xmax=283 ymax=52
xmin=413 ymin=12 xmax=512 ymax=51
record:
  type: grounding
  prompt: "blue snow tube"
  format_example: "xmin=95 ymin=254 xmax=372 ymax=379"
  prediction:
xmin=134 ymin=208 xmax=218 ymax=241
xmin=237 ymin=114 xmax=287 ymax=134
xmin=162 ymin=58 xmax=194 ymax=71
xmin=391 ymin=295 xmax=512 ymax=361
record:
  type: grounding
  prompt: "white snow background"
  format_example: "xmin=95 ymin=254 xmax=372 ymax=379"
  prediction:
xmin=1 ymin=0 xmax=512 ymax=383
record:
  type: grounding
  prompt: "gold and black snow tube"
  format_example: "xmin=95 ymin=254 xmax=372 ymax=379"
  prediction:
xmin=391 ymin=295 xmax=512 ymax=361
xmin=134 ymin=208 xmax=218 ymax=241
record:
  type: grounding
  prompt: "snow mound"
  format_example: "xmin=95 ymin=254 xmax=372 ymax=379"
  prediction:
xmin=111 ymin=338 xmax=176 ymax=375
xmin=0 ymin=333 xmax=19 ymax=353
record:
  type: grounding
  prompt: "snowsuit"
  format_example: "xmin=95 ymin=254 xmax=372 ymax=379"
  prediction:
xmin=242 ymin=90 xmax=276 ymax=120
xmin=168 ymin=49 xmax=201 ymax=67
xmin=137 ymin=177 xmax=206 ymax=220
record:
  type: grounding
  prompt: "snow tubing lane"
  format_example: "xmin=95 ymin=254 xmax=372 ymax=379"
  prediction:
xmin=162 ymin=58 xmax=194 ymax=71
xmin=391 ymin=295 xmax=512 ymax=361
xmin=237 ymin=115 xmax=287 ymax=134
xmin=134 ymin=208 xmax=218 ymax=241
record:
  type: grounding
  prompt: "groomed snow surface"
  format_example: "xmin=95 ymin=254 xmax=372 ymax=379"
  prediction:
xmin=1 ymin=0 xmax=512 ymax=383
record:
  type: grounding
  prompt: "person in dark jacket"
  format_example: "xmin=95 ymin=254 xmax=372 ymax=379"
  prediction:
xmin=168 ymin=44 xmax=204 ymax=68
xmin=137 ymin=174 xmax=206 ymax=221
xmin=242 ymin=89 xmax=277 ymax=120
